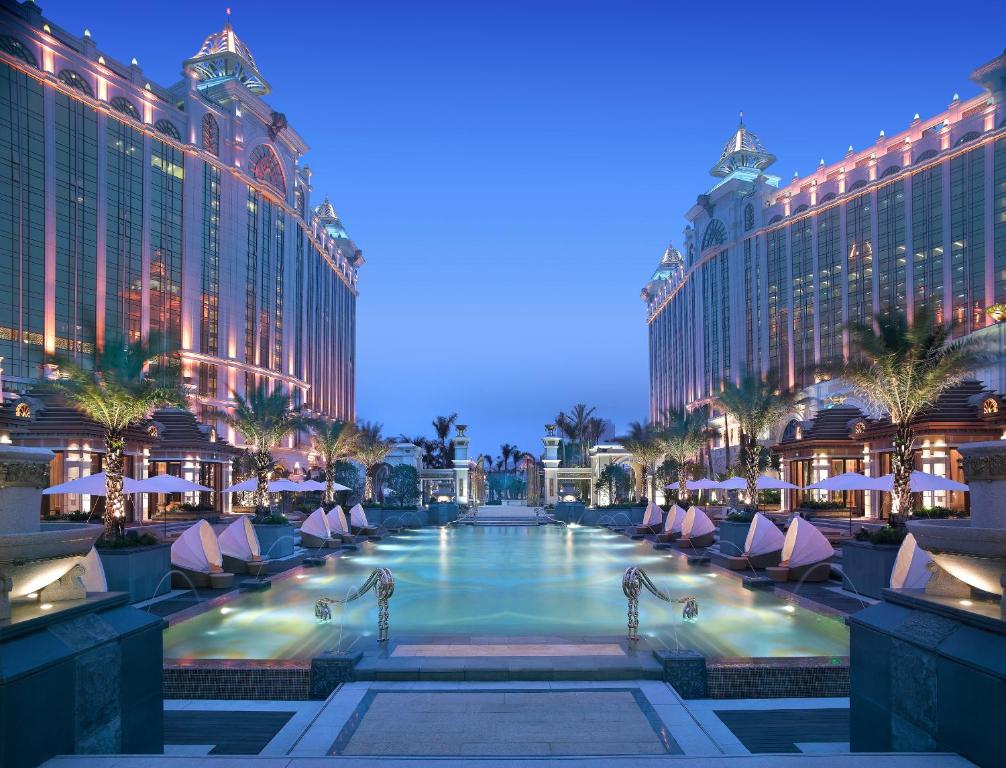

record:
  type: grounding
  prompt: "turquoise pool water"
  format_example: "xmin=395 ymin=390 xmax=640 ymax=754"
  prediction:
xmin=162 ymin=526 xmax=849 ymax=661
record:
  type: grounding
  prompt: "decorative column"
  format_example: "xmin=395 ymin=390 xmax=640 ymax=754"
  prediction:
xmin=452 ymin=424 xmax=470 ymax=505
xmin=542 ymin=424 xmax=561 ymax=505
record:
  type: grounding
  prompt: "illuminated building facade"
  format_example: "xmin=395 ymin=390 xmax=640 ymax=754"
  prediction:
xmin=0 ymin=1 xmax=361 ymax=469
xmin=642 ymin=49 xmax=1006 ymax=435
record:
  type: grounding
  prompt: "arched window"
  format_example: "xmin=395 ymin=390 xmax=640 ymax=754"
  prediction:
xmin=880 ymin=165 xmax=901 ymax=178
xmin=782 ymin=419 xmax=801 ymax=442
xmin=821 ymin=192 xmax=836 ymax=203
xmin=201 ymin=113 xmax=219 ymax=156
xmin=915 ymin=149 xmax=938 ymax=164
xmin=109 ymin=96 xmax=140 ymax=120
xmin=154 ymin=119 xmax=181 ymax=141
xmin=0 ymin=35 xmax=37 ymax=68
xmin=294 ymin=187 xmax=305 ymax=217
xmin=701 ymin=219 xmax=727 ymax=250
xmin=849 ymin=179 xmax=867 ymax=192
xmin=248 ymin=144 xmax=286 ymax=194
xmin=769 ymin=214 xmax=783 ymax=225
xmin=57 ymin=69 xmax=93 ymax=97
xmin=955 ymin=131 xmax=981 ymax=147
xmin=14 ymin=402 xmax=30 ymax=419
xmin=794 ymin=203 xmax=809 ymax=214
xmin=743 ymin=203 xmax=754 ymax=232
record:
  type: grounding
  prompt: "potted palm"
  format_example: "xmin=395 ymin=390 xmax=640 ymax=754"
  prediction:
xmin=216 ymin=383 xmax=303 ymax=559
xmin=617 ymin=421 xmax=663 ymax=524
xmin=828 ymin=309 xmax=991 ymax=598
xmin=53 ymin=333 xmax=180 ymax=600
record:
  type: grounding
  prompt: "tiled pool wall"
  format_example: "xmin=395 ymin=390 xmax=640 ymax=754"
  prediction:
xmin=162 ymin=656 xmax=850 ymax=700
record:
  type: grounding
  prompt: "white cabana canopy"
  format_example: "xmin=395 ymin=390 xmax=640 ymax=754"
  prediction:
xmin=301 ymin=507 xmax=332 ymax=539
xmin=803 ymin=472 xmax=884 ymax=491
xmin=43 ymin=472 xmax=143 ymax=495
xmin=134 ymin=474 xmax=212 ymax=493
xmin=890 ymin=533 xmax=934 ymax=590
xmin=326 ymin=504 xmax=349 ymax=534
xmin=217 ymin=517 xmax=261 ymax=561
xmin=873 ymin=471 xmax=969 ymax=493
xmin=780 ymin=517 xmax=834 ymax=568
xmin=682 ymin=506 xmax=715 ymax=539
xmin=664 ymin=504 xmax=686 ymax=534
xmin=743 ymin=512 xmax=786 ymax=557
xmin=78 ymin=546 xmax=107 ymax=592
xmin=171 ymin=520 xmax=223 ymax=572
xmin=349 ymin=503 xmax=369 ymax=528
xmin=642 ymin=501 xmax=663 ymax=527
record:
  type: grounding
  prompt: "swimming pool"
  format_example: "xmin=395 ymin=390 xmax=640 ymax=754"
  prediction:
xmin=162 ymin=525 xmax=848 ymax=661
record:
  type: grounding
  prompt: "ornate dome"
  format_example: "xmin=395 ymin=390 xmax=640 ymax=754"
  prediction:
xmin=710 ymin=114 xmax=776 ymax=177
xmin=313 ymin=196 xmax=349 ymax=239
xmin=650 ymin=243 xmax=684 ymax=281
xmin=185 ymin=16 xmax=270 ymax=95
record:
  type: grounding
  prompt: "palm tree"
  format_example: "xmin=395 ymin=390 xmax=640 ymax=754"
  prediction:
xmin=658 ymin=409 xmax=707 ymax=503
xmin=216 ymin=383 xmax=304 ymax=517
xmin=53 ymin=333 xmax=181 ymax=540
xmin=618 ymin=421 xmax=664 ymax=502
xmin=309 ymin=419 xmax=359 ymax=503
xmin=584 ymin=417 xmax=607 ymax=453
xmin=717 ymin=372 xmax=804 ymax=508
xmin=355 ymin=421 xmax=394 ymax=502
xmin=499 ymin=443 xmax=514 ymax=472
xmin=829 ymin=308 xmax=991 ymax=526
xmin=432 ymin=413 xmax=457 ymax=444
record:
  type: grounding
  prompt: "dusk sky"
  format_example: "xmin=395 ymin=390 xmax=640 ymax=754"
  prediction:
xmin=45 ymin=0 xmax=1005 ymax=458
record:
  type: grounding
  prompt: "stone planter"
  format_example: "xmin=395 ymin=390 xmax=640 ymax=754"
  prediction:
xmin=841 ymin=540 xmax=900 ymax=599
xmin=717 ymin=520 xmax=751 ymax=558
xmin=254 ymin=523 xmax=295 ymax=560
xmin=98 ymin=543 xmax=171 ymax=603
xmin=554 ymin=502 xmax=586 ymax=523
xmin=596 ymin=506 xmax=643 ymax=526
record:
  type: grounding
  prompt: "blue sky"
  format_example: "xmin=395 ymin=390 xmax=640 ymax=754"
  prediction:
xmin=45 ymin=0 xmax=1005 ymax=458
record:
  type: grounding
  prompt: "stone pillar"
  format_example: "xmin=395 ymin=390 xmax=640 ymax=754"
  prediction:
xmin=542 ymin=424 xmax=561 ymax=505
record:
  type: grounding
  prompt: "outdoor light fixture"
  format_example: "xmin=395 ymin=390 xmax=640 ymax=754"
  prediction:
xmin=985 ymin=304 xmax=1006 ymax=323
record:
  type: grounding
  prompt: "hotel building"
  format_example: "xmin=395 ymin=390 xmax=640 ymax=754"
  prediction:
xmin=641 ymin=48 xmax=1006 ymax=515
xmin=0 ymin=0 xmax=362 ymax=504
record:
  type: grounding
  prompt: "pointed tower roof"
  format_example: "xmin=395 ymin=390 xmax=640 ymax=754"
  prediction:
xmin=651 ymin=243 xmax=684 ymax=281
xmin=313 ymin=196 xmax=349 ymax=239
xmin=185 ymin=11 xmax=270 ymax=95
xmin=710 ymin=113 xmax=776 ymax=178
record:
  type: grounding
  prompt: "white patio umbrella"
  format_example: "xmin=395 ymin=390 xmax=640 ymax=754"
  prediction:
xmin=295 ymin=479 xmax=350 ymax=492
xmin=683 ymin=479 xmax=722 ymax=491
xmin=803 ymin=472 xmax=885 ymax=491
xmin=872 ymin=471 xmax=969 ymax=493
xmin=134 ymin=474 xmax=212 ymax=493
xmin=43 ymin=472 xmax=144 ymax=495
xmin=222 ymin=478 xmax=315 ymax=493
xmin=718 ymin=475 xmax=799 ymax=491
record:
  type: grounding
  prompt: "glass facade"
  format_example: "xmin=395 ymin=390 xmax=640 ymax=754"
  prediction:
xmin=876 ymin=180 xmax=905 ymax=319
xmin=950 ymin=146 xmax=985 ymax=334
xmin=149 ymin=139 xmax=183 ymax=356
xmin=0 ymin=60 xmax=44 ymax=379
xmin=766 ymin=228 xmax=788 ymax=383
xmin=106 ymin=114 xmax=144 ymax=344
xmin=791 ymin=217 xmax=814 ymax=387
xmin=845 ymin=193 xmax=873 ymax=331
xmin=199 ymin=164 xmax=220 ymax=398
xmin=912 ymin=163 xmax=944 ymax=322
xmin=816 ymin=206 xmax=841 ymax=367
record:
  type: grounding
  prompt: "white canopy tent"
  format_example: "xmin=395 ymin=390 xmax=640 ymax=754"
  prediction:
xmin=890 ymin=533 xmax=934 ymax=590
xmin=682 ymin=506 xmax=715 ymax=539
xmin=134 ymin=474 xmax=212 ymax=494
xmin=301 ymin=507 xmax=332 ymax=539
xmin=743 ymin=512 xmax=786 ymax=557
xmin=641 ymin=501 xmax=663 ymax=527
xmin=43 ymin=472 xmax=144 ymax=496
xmin=217 ymin=517 xmax=261 ymax=561
xmin=171 ymin=520 xmax=224 ymax=573
xmin=663 ymin=504 xmax=686 ymax=534
xmin=349 ymin=504 xmax=369 ymax=528
xmin=77 ymin=546 xmax=107 ymax=592
xmin=326 ymin=504 xmax=350 ymax=535
xmin=780 ymin=517 xmax=834 ymax=568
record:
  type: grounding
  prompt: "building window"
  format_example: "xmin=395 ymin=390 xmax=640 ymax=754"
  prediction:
xmin=201 ymin=113 xmax=219 ymax=156
xmin=955 ymin=131 xmax=981 ymax=147
xmin=149 ymin=139 xmax=184 ymax=358
xmin=248 ymin=144 xmax=286 ymax=194
xmin=57 ymin=69 xmax=93 ymax=98
xmin=0 ymin=36 xmax=37 ymax=68
xmin=912 ymin=163 xmax=944 ymax=323
xmin=743 ymin=203 xmax=754 ymax=232
xmin=199 ymin=164 xmax=221 ymax=397
xmin=154 ymin=119 xmax=182 ymax=141
xmin=701 ymin=219 xmax=726 ymax=250
xmin=950 ymin=146 xmax=985 ymax=334
xmin=983 ymin=397 xmax=999 ymax=415
xmin=14 ymin=402 xmax=30 ymax=419
xmin=294 ymin=186 xmax=305 ymax=217
xmin=877 ymin=180 xmax=906 ymax=319
xmin=106 ymin=114 xmax=144 ymax=343
xmin=880 ymin=165 xmax=901 ymax=179
xmin=109 ymin=96 xmax=140 ymax=120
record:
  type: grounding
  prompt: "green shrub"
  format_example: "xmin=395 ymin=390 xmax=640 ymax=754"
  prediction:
xmin=854 ymin=526 xmax=908 ymax=546
xmin=798 ymin=499 xmax=846 ymax=510
xmin=97 ymin=531 xmax=159 ymax=549
xmin=726 ymin=509 xmax=756 ymax=523
xmin=386 ymin=465 xmax=420 ymax=507
xmin=253 ymin=513 xmax=289 ymax=525
xmin=912 ymin=506 xmax=966 ymax=519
